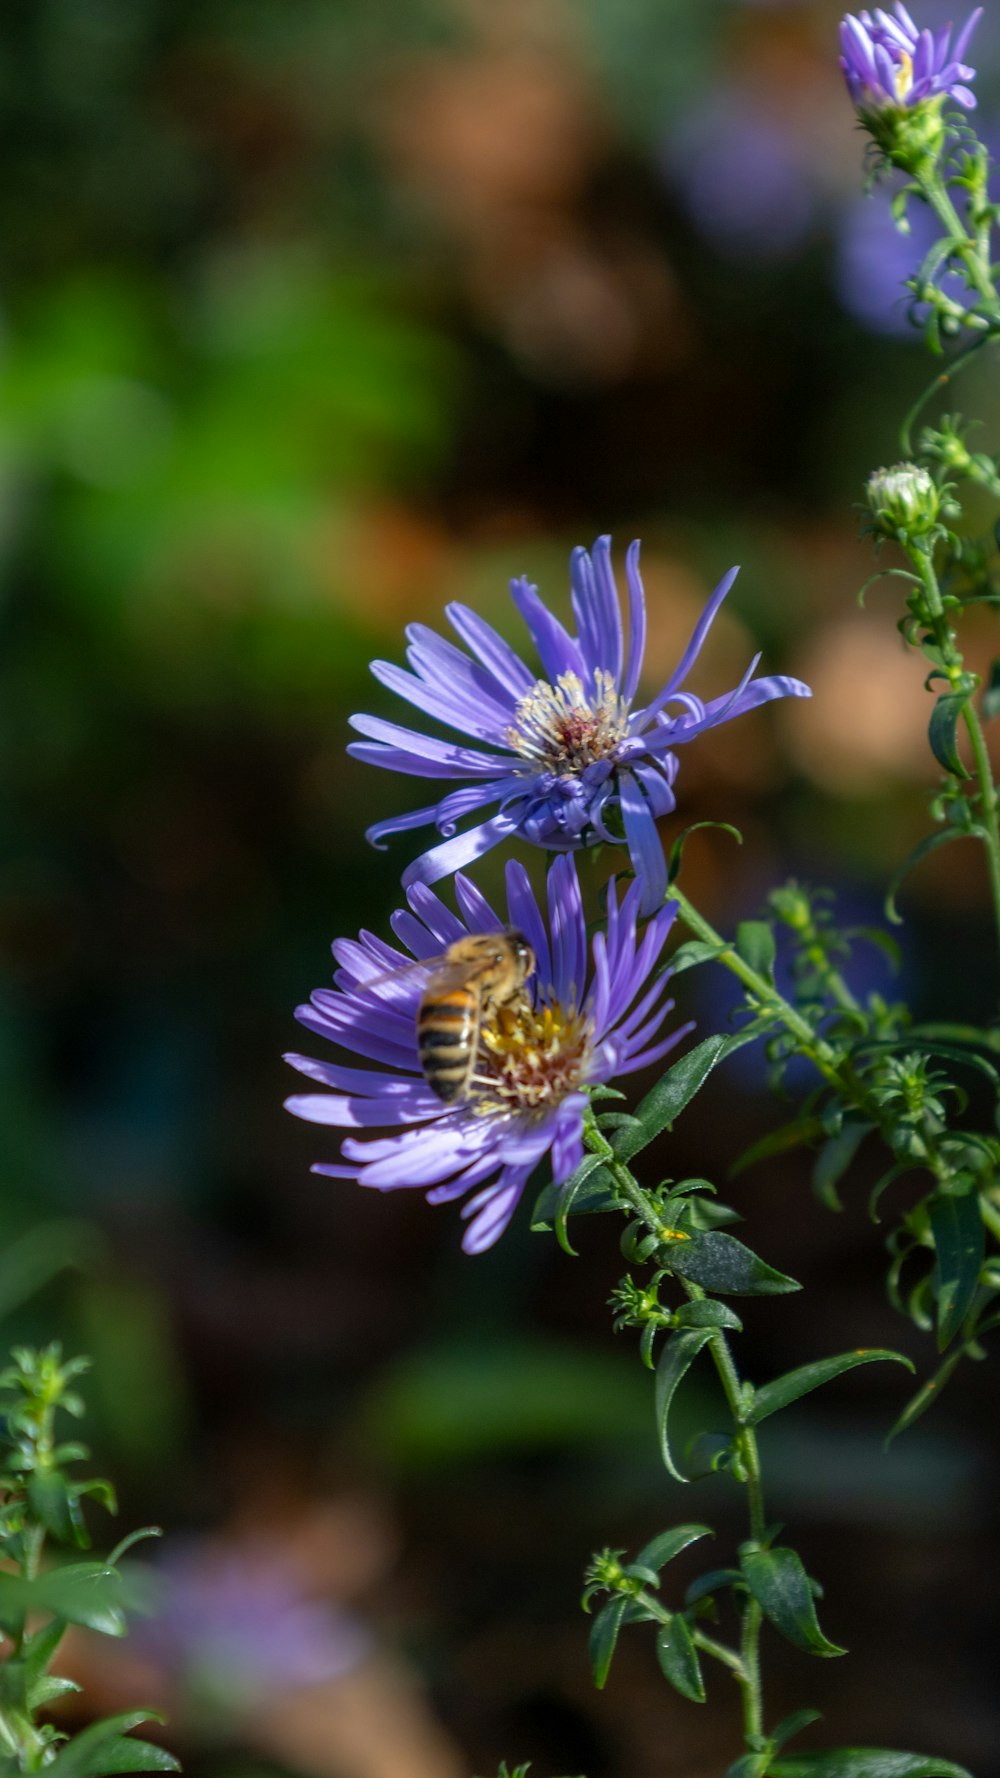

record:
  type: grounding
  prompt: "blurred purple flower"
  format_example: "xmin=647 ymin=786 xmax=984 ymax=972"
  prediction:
xmin=135 ymin=1544 xmax=370 ymax=1707
xmin=836 ymin=182 xmax=969 ymax=331
xmin=349 ymin=538 xmax=811 ymax=916
xmin=839 ymin=4 xmax=983 ymax=112
xmin=665 ymin=94 xmax=819 ymax=261
xmin=285 ymin=855 xmax=686 ymax=1254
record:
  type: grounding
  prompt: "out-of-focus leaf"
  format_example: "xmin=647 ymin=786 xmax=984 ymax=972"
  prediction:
xmin=812 ymin=1123 xmax=874 ymax=1212
xmin=735 ymin=920 xmax=776 ymax=981
xmin=44 ymin=1714 xmax=178 ymax=1778
xmin=885 ymin=828 xmax=985 ymax=923
xmin=771 ymin=1752 xmax=971 ymax=1778
xmin=929 ymin=1189 xmax=984 ymax=1349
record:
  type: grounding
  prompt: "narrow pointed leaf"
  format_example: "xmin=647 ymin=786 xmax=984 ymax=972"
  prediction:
xmin=740 ymin=1545 xmax=845 ymax=1657
xmin=812 ymin=1123 xmax=873 ymax=1212
xmin=588 ymin=1595 xmax=629 ymax=1689
xmin=929 ymin=1188 xmax=984 ymax=1349
xmin=666 ymin=940 xmax=726 ymax=976
xmin=746 ymin=1349 xmax=913 ymax=1427
xmin=654 ymin=1330 xmax=715 ymax=1481
xmin=656 ymin=1613 xmax=705 ymax=1702
xmin=634 ymin=1524 xmax=713 ymax=1574
xmin=928 ymin=693 xmax=970 ymax=778
xmin=612 ymin=1032 xmax=758 ymax=1162
xmin=771 ymin=1752 xmax=971 ymax=1778
xmin=666 ymin=1231 xmax=800 ymax=1297
xmin=771 ymin=1708 xmax=823 ymax=1751
xmin=886 ymin=1344 xmax=966 ymax=1443
xmin=731 ymin=1119 xmax=825 ymax=1178
xmin=885 ymin=827 xmax=985 ymax=923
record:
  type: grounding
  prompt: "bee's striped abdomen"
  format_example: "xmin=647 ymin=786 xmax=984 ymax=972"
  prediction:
xmin=417 ymin=986 xmax=480 ymax=1102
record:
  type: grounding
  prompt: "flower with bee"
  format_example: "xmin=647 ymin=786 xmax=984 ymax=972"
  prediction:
xmin=284 ymin=856 xmax=687 ymax=1253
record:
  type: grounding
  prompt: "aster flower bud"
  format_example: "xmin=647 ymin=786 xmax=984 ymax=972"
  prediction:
xmin=865 ymin=462 xmax=941 ymax=537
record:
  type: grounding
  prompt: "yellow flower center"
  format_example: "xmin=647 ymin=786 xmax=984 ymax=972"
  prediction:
xmin=472 ymin=996 xmax=593 ymax=1114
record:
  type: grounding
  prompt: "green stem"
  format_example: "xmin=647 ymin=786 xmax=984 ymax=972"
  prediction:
xmin=908 ymin=544 xmax=1000 ymax=965
xmin=587 ymin=1131 xmax=767 ymax=1747
xmin=922 ymin=169 xmax=997 ymax=310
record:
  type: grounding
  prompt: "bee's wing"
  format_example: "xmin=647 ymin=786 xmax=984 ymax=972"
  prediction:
xmin=350 ymin=951 xmax=468 ymax=995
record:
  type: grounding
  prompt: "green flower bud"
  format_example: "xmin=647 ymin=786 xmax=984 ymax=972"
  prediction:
xmin=859 ymin=95 xmax=946 ymax=174
xmin=865 ymin=462 xmax=940 ymax=537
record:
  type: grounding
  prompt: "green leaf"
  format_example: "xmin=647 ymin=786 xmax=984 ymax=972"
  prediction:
xmin=667 ymin=820 xmax=743 ymax=885
xmin=672 ymin=1300 xmax=743 ymax=1332
xmin=735 ymin=920 xmax=776 ymax=981
xmin=44 ymin=1714 xmax=179 ymax=1778
xmin=746 ymin=1349 xmax=913 ymax=1427
xmin=633 ymin=1524 xmax=713 ymax=1574
xmin=28 ymin=1473 xmax=81 ymax=1547
xmin=885 ymin=1344 xmax=966 ymax=1444
xmin=666 ymin=1231 xmax=800 ymax=1297
xmin=771 ymin=1752 xmax=971 ymax=1778
xmin=982 ymin=658 xmax=1000 ymax=721
xmin=22 ymin=1618 xmax=68 ymax=1684
xmin=731 ymin=1118 xmax=825 ymax=1179
xmin=740 ymin=1545 xmax=845 ymax=1657
xmin=531 ymin=1156 xmax=615 ymax=1248
xmin=684 ymin=1566 xmax=743 ymax=1607
xmin=588 ymin=1595 xmax=629 ymax=1690
xmin=666 ymin=940 xmax=725 ymax=976
xmin=654 ymin=1330 xmax=715 ymax=1481
xmin=812 ymin=1123 xmax=874 ymax=1212
xmin=612 ymin=1035 xmax=747 ymax=1162
xmin=930 ymin=1188 xmax=984 ymax=1349
xmin=928 ymin=694 xmax=970 ymax=777
xmin=724 ymin=1758 xmax=770 ymax=1778
xmin=33 ymin=1564 xmax=126 ymax=1636
xmin=771 ymin=1708 xmax=823 ymax=1752
xmin=656 ymin=1613 xmax=705 ymax=1702
xmin=28 ymin=1676 xmax=81 ymax=1710
xmin=885 ymin=826 xmax=985 ymax=924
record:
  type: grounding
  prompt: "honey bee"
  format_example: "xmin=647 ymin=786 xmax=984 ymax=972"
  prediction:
xmin=416 ymin=930 xmax=536 ymax=1104
xmin=358 ymin=930 xmax=536 ymax=1104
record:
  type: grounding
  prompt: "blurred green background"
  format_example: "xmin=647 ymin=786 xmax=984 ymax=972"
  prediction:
xmin=1 ymin=1 xmax=999 ymax=1775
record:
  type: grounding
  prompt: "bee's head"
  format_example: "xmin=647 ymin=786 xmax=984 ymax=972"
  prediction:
xmin=508 ymin=929 xmax=536 ymax=982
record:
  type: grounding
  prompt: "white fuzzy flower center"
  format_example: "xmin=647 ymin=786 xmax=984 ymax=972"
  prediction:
xmin=506 ymin=670 xmax=630 ymax=776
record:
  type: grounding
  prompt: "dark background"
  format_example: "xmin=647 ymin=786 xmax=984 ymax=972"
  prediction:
xmin=0 ymin=1 xmax=998 ymax=1775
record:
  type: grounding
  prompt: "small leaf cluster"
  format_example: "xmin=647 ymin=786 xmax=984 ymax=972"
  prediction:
xmin=0 ymin=1345 xmax=177 ymax=1778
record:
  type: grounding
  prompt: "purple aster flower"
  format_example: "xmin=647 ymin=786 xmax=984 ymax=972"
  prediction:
xmin=348 ymin=538 xmax=811 ymax=916
xmin=664 ymin=93 xmax=819 ymax=262
xmin=839 ymin=5 xmax=983 ymax=113
xmin=284 ymin=855 xmax=687 ymax=1254
xmin=134 ymin=1542 xmax=370 ymax=1709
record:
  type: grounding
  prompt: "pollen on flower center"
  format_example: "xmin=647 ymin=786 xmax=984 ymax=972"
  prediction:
xmin=473 ymin=997 xmax=593 ymax=1114
xmin=506 ymin=670 xmax=630 ymax=777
